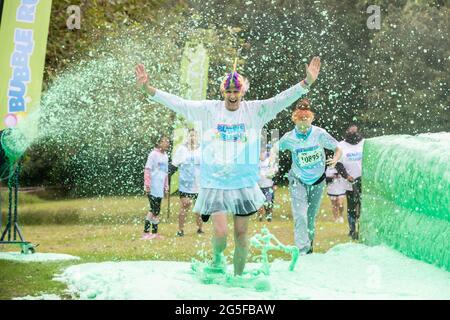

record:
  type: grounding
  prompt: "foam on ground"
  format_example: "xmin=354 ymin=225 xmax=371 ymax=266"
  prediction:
xmin=0 ymin=252 xmax=80 ymax=263
xmin=13 ymin=294 xmax=61 ymax=300
xmin=55 ymin=243 xmax=450 ymax=300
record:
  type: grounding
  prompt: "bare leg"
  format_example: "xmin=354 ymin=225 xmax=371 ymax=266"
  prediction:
xmin=265 ymin=206 xmax=273 ymax=221
xmin=196 ymin=214 xmax=203 ymax=231
xmin=337 ymin=197 xmax=344 ymax=220
xmin=233 ymin=215 xmax=250 ymax=276
xmin=212 ymin=213 xmax=228 ymax=265
xmin=178 ymin=197 xmax=191 ymax=232
xmin=331 ymin=198 xmax=339 ymax=221
xmin=146 ymin=210 xmax=159 ymax=224
xmin=257 ymin=207 xmax=264 ymax=221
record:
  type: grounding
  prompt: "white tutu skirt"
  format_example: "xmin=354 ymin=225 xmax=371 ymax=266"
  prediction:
xmin=193 ymin=184 xmax=266 ymax=216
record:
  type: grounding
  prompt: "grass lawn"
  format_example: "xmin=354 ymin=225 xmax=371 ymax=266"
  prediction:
xmin=0 ymin=186 xmax=353 ymax=299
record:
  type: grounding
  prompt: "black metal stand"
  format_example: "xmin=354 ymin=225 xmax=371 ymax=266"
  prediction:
xmin=0 ymin=160 xmax=36 ymax=253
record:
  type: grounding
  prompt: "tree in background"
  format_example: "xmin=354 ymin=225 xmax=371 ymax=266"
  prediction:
xmin=361 ymin=1 xmax=449 ymax=134
xmin=20 ymin=0 xmax=449 ymax=194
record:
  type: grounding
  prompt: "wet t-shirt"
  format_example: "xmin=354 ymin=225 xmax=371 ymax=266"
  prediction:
xmin=145 ymin=149 xmax=168 ymax=198
xmin=150 ymin=83 xmax=308 ymax=189
xmin=338 ymin=139 xmax=364 ymax=191
xmin=279 ymin=126 xmax=338 ymax=185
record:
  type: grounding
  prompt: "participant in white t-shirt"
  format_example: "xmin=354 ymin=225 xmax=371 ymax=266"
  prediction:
xmin=338 ymin=140 xmax=364 ymax=191
xmin=142 ymin=136 xmax=170 ymax=240
xmin=325 ymin=166 xmax=346 ymax=223
xmin=257 ymin=147 xmax=278 ymax=222
xmin=172 ymin=129 xmax=203 ymax=237
xmin=135 ymin=56 xmax=321 ymax=276
xmin=335 ymin=125 xmax=364 ymax=240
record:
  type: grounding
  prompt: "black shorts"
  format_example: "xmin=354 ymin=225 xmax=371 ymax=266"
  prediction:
xmin=179 ymin=192 xmax=198 ymax=200
xmin=201 ymin=210 xmax=257 ymax=222
xmin=235 ymin=211 xmax=257 ymax=217
xmin=147 ymin=194 xmax=162 ymax=216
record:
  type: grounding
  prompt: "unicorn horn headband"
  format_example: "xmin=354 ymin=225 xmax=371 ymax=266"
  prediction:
xmin=220 ymin=57 xmax=250 ymax=94
xmin=233 ymin=57 xmax=237 ymax=73
xmin=223 ymin=58 xmax=242 ymax=91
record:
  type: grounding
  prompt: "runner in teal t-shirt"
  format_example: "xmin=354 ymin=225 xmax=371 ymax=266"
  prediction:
xmin=273 ymin=99 xmax=342 ymax=254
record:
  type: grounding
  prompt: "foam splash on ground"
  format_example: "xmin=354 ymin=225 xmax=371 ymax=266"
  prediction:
xmin=0 ymin=252 xmax=80 ymax=263
xmin=13 ymin=294 xmax=61 ymax=300
xmin=54 ymin=243 xmax=450 ymax=300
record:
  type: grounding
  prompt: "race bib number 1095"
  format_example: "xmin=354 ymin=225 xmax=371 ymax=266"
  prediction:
xmin=296 ymin=149 xmax=322 ymax=167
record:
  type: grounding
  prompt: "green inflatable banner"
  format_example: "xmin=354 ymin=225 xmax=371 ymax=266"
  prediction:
xmin=0 ymin=0 xmax=52 ymax=130
xmin=170 ymin=42 xmax=209 ymax=194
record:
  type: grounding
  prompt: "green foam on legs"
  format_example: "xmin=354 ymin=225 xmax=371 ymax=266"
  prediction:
xmin=190 ymin=228 xmax=298 ymax=291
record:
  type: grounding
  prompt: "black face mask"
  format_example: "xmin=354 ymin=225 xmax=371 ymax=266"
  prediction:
xmin=345 ymin=132 xmax=362 ymax=144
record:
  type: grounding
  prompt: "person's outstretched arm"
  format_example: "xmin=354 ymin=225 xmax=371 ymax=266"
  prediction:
xmin=256 ymin=57 xmax=321 ymax=125
xmin=136 ymin=64 xmax=157 ymax=96
xmin=135 ymin=64 xmax=209 ymax=122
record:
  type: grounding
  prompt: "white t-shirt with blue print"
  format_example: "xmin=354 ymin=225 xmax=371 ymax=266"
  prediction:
xmin=145 ymin=149 xmax=168 ymax=198
xmin=279 ymin=126 xmax=338 ymax=185
xmin=149 ymin=83 xmax=309 ymax=190
xmin=172 ymin=145 xmax=201 ymax=194
xmin=338 ymin=139 xmax=364 ymax=191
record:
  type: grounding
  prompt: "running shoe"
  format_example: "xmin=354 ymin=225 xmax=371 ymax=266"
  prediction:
xmin=176 ymin=230 xmax=184 ymax=237
xmin=141 ymin=233 xmax=156 ymax=240
xmin=197 ymin=229 xmax=204 ymax=234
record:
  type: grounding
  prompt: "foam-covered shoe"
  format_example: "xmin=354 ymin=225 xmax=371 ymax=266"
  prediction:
xmin=203 ymin=254 xmax=226 ymax=274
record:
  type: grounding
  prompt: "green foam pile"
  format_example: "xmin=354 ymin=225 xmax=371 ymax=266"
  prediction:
xmin=361 ymin=132 xmax=450 ymax=270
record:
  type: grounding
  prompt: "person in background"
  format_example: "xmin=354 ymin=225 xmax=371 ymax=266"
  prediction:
xmin=172 ymin=129 xmax=203 ymax=236
xmin=257 ymin=144 xmax=278 ymax=222
xmin=335 ymin=125 xmax=364 ymax=240
xmin=325 ymin=164 xmax=346 ymax=223
xmin=142 ymin=135 xmax=170 ymax=240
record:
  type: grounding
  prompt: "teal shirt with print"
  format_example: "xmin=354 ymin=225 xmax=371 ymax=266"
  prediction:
xmin=279 ymin=126 xmax=338 ymax=185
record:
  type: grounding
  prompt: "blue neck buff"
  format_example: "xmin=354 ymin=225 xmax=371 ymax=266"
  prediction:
xmin=295 ymin=126 xmax=312 ymax=140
